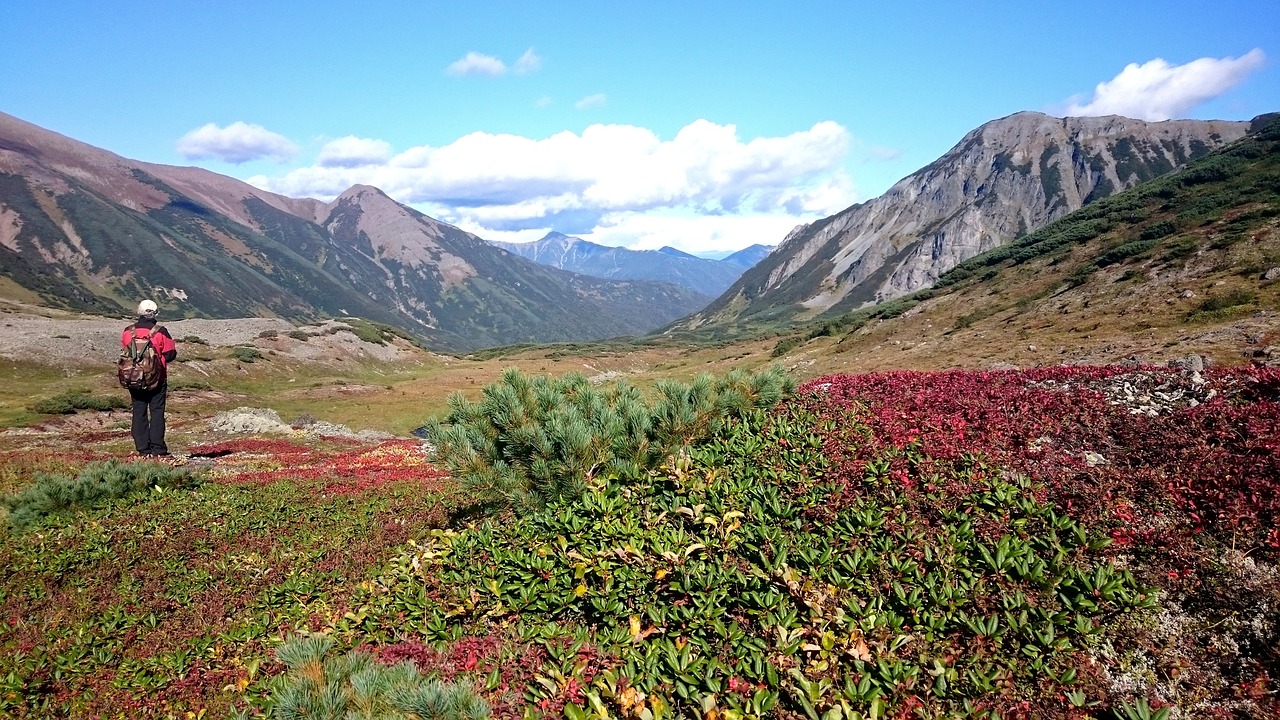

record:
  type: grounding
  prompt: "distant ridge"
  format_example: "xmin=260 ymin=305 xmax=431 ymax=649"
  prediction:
xmin=490 ymin=232 xmax=772 ymax=297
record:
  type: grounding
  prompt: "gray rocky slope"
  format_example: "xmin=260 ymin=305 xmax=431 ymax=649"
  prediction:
xmin=676 ymin=112 xmax=1249 ymax=330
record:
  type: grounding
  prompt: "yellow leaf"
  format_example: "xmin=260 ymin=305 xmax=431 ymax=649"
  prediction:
xmin=574 ymin=584 xmax=588 ymax=597
xmin=629 ymin=615 xmax=642 ymax=638
xmin=655 ymin=568 xmax=668 ymax=580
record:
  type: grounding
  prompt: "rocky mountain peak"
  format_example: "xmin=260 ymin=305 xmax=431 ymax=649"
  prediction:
xmin=680 ymin=112 xmax=1251 ymax=330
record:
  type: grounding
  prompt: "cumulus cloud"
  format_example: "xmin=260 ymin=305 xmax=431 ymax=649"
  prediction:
xmin=514 ymin=48 xmax=542 ymax=74
xmin=317 ymin=136 xmax=393 ymax=168
xmin=1067 ymin=49 xmax=1266 ymax=121
xmin=248 ymin=119 xmax=856 ymax=254
xmin=176 ymin=122 xmax=297 ymax=164
xmin=575 ymin=93 xmax=608 ymax=110
xmin=446 ymin=51 xmax=507 ymax=76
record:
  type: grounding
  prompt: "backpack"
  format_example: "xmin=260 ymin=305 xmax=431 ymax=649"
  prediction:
xmin=118 ymin=325 xmax=164 ymax=391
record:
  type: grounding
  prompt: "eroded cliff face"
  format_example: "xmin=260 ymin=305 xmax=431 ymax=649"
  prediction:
xmin=684 ymin=112 xmax=1249 ymax=328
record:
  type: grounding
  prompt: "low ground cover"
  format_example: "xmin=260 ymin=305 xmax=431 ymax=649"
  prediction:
xmin=0 ymin=365 xmax=1275 ymax=718
xmin=0 ymin=438 xmax=456 ymax=719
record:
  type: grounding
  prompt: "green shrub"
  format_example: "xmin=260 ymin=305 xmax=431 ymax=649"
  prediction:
xmin=258 ymin=329 xmax=279 ymax=339
xmin=1185 ymin=290 xmax=1258 ymax=323
xmin=331 ymin=318 xmax=390 ymax=345
xmin=181 ymin=335 xmax=209 ymax=345
xmin=288 ymin=330 xmax=311 ymax=341
xmin=29 ymin=389 xmax=128 ymax=415
xmin=244 ymin=635 xmax=490 ymax=720
xmin=1067 ymin=263 xmax=1098 ymax=288
xmin=772 ymin=336 xmax=803 ymax=357
xmin=422 ymin=367 xmax=795 ymax=509
xmin=1194 ymin=289 xmax=1257 ymax=314
xmin=1138 ymin=220 xmax=1177 ymax=242
xmin=1159 ymin=236 xmax=1200 ymax=262
xmin=1096 ymin=238 xmax=1158 ymax=267
xmin=232 ymin=346 xmax=263 ymax=363
xmin=3 ymin=460 xmax=201 ymax=530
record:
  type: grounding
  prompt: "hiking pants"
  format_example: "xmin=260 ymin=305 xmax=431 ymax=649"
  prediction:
xmin=129 ymin=381 xmax=168 ymax=454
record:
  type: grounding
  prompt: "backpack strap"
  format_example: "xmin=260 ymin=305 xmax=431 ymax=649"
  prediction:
xmin=125 ymin=324 xmax=156 ymax=361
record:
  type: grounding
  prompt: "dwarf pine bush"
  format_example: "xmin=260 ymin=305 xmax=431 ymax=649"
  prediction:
xmin=421 ymin=366 xmax=794 ymax=509
xmin=3 ymin=460 xmax=201 ymax=530
xmin=250 ymin=634 xmax=490 ymax=720
xmin=29 ymin=389 xmax=128 ymax=414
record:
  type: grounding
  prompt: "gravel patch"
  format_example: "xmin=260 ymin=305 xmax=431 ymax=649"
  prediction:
xmin=210 ymin=406 xmax=396 ymax=441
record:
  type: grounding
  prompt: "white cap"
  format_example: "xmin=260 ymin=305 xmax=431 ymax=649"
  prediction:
xmin=137 ymin=299 xmax=158 ymax=318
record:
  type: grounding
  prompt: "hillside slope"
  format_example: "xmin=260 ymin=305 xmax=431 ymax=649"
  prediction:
xmin=768 ymin=114 xmax=1280 ymax=371
xmin=675 ymin=112 xmax=1251 ymax=336
xmin=0 ymin=112 xmax=709 ymax=352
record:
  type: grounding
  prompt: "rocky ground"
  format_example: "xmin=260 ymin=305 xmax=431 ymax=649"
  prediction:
xmin=0 ymin=301 xmax=423 ymax=368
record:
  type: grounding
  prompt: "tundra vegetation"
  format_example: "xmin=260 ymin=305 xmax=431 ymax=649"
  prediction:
xmin=0 ymin=118 xmax=1276 ymax=720
xmin=0 ymin=365 xmax=1277 ymax=719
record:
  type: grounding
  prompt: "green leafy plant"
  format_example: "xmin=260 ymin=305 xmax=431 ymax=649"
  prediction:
xmin=232 ymin=346 xmax=263 ymax=363
xmin=365 ymin=402 xmax=1154 ymax=719
xmin=288 ymin=330 xmax=311 ymax=341
xmin=3 ymin=460 xmax=202 ymax=530
xmin=422 ymin=367 xmax=794 ymax=509
xmin=245 ymin=634 xmax=490 ymax=720
xmin=1114 ymin=697 xmax=1172 ymax=720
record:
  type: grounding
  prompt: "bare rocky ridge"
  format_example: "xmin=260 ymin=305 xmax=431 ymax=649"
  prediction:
xmin=0 ymin=301 xmax=419 ymax=369
xmin=680 ymin=112 xmax=1250 ymax=330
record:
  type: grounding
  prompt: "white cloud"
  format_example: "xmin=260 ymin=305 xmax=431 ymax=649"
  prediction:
xmin=514 ymin=48 xmax=542 ymax=74
xmin=446 ymin=51 xmax=507 ymax=76
xmin=176 ymin=122 xmax=297 ymax=164
xmin=1067 ymin=49 xmax=1266 ymax=121
xmin=317 ymin=136 xmax=393 ymax=168
xmin=534 ymin=95 xmax=553 ymax=109
xmin=575 ymin=93 xmax=608 ymax=110
xmin=248 ymin=119 xmax=857 ymax=254
xmin=446 ymin=48 xmax=544 ymax=77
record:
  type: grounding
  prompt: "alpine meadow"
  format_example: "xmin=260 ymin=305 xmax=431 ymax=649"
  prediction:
xmin=1 ymin=34 xmax=1279 ymax=720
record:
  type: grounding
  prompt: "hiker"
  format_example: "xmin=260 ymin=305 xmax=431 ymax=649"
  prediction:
xmin=120 ymin=299 xmax=178 ymax=456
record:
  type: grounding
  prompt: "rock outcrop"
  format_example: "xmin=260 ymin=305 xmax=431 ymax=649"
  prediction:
xmin=678 ymin=112 xmax=1250 ymax=331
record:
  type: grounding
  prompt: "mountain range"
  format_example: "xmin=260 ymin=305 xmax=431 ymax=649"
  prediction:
xmin=2 ymin=109 xmax=1270 ymax=353
xmin=489 ymin=232 xmax=772 ymax=297
xmin=0 ymin=112 xmax=710 ymax=352
xmin=673 ymin=112 xmax=1254 ymax=334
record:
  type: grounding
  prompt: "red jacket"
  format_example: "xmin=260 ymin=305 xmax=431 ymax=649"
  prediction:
xmin=121 ymin=321 xmax=178 ymax=378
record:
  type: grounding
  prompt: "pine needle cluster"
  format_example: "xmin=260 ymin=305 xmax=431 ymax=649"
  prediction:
xmin=245 ymin=634 xmax=490 ymax=720
xmin=422 ymin=366 xmax=794 ymax=509
xmin=2 ymin=460 xmax=201 ymax=530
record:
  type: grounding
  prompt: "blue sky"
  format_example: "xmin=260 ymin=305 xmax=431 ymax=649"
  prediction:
xmin=3 ymin=1 xmax=1276 ymax=254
